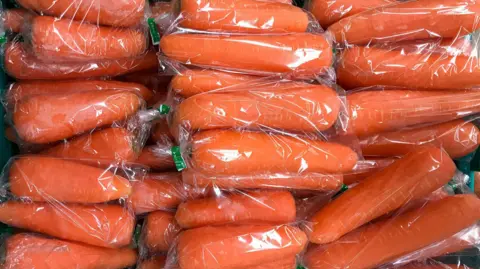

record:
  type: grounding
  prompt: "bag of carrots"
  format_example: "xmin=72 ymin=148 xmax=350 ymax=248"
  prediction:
xmin=326 ymin=0 xmax=480 ymax=46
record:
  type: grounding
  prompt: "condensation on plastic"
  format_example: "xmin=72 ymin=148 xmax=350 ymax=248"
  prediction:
xmin=346 ymin=87 xmax=480 ymax=138
xmin=168 ymin=79 xmax=350 ymax=145
xmin=159 ymin=31 xmax=335 ymax=78
xmin=4 ymin=40 xmax=159 ymax=80
xmin=166 ymin=224 xmax=307 ymax=269
xmin=0 ymin=156 xmax=143 ymax=248
xmin=14 ymin=0 xmax=146 ymax=27
xmin=0 ymin=233 xmax=138 ymax=269
xmin=359 ymin=117 xmax=480 ymax=159
xmin=172 ymin=0 xmax=321 ymax=34
xmin=326 ymin=0 xmax=480 ymax=46
xmin=177 ymin=129 xmax=360 ymax=176
xmin=337 ymin=42 xmax=480 ymax=90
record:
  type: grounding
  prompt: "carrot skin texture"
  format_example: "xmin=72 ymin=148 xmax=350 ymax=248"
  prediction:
xmin=191 ymin=130 xmax=358 ymax=175
xmin=16 ymin=0 xmax=145 ymax=27
xmin=143 ymin=211 xmax=182 ymax=252
xmin=42 ymin=127 xmax=136 ymax=162
xmin=171 ymin=69 xmax=260 ymax=98
xmin=160 ymin=33 xmax=333 ymax=75
xmin=182 ymin=170 xmax=343 ymax=191
xmin=175 ymin=191 xmax=296 ymax=228
xmin=177 ymin=224 xmax=308 ymax=269
xmin=0 ymin=202 xmax=135 ymax=248
xmin=360 ymin=119 xmax=480 ymax=158
xmin=304 ymin=195 xmax=480 ymax=269
xmin=13 ymin=90 xmax=142 ymax=144
xmin=309 ymin=146 xmax=456 ymax=244
xmin=338 ymin=46 xmax=480 ymax=90
xmin=9 ymin=156 xmax=132 ymax=203
xmin=172 ymin=83 xmax=341 ymax=136
xmin=3 ymin=233 xmax=137 ymax=269
xmin=180 ymin=0 xmax=309 ymax=33
xmin=328 ymin=0 xmax=480 ymax=45
xmin=4 ymin=42 xmax=158 ymax=80
xmin=347 ymin=89 xmax=480 ymax=137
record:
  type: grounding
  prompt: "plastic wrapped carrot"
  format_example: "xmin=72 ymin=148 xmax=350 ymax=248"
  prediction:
xmin=3 ymin=8 xmax=33 ymax=32
xmin=135 ymin=144 xmax=175 ymax=171
xmin=343 ymin=158 xmax=396 ymax=185
xmin=142 ymin=211 xmax=182 ymax=253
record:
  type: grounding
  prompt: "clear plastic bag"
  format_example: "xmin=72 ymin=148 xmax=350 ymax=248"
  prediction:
xmin=1 ymin=233 xmax=138 ymax=269
xmin=151 ymin=1 xmax=174 ymax=35
xmin=344 ymin=157 xmax=396 ymax=186
xmin=135 ymin=142 xmax=175 ymax=172
xmin=2 ymin=8 xmax=34 ymax=33
xmin=139 ymin=211 xmax=182 ymax=254
xmin=327 ymin=0 xmax=480 ymax=46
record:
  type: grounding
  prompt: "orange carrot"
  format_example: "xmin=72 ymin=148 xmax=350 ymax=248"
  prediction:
xmin=347 ymin=88 xmax=480 ymax=138
xmin=338 ymin=46 xmax=480 ymax=90
xmin=177 ymin=224 xmax=307 ymax=269
xmin=191 ymin=130 xmax=358 ymax=175
xmin=32 ymin=16 xmax=146 ymax=62
xmin=182 ymin=170 xmax=343 ymax=191
xmin=17 ymin=0 xmax=145 ymax=27
xmin=160 ymin=33 xmax=333 ymax=75
xmin=251 ymin=257 xmax=297 ymax=269
xmin=128 ymin=173 xmax=191 ymax=215
xmin=304 ymin=195 xmax=480 ymax=269
xmin=309 ymin=146 xmax=456 ymax=244
xmin=0 ymin=201 xmax=135 ymax=248
xmin=4 ymin=42 xmax=158 ymax=80
xmin=9 ymin=156 xmax=132 ymax=203
xmin=309 ymin=0 xmax=395 ymax=27
xmin=138 ymin=256 xmax=167 ymax=269
xmin=175 ymin=190 xmax=296 ymax=228
xmin=42 ymin=127 xmax=136 ymax=162
xmin=4 ymin=126 xmax=16 ymax=142
xmin=328 ymin=0 xmax=480 ymax=45
xmin=170 ymin=69 xmax=260 ymax=98
xmin=180 ymin=0 xmax=309 ymax=33
xmin=3 ymin=233 xmax=137 ymax=269
xmin=6 ymin=80 xmax=153 ymax=106
xmin=172 ymin=82 xmax=341 ymax=137
xmin=343 ymin=158 xmax=395 ymax=185
xmin=4 ymin=8 xmax=33 ymax=32
xmin=13 ymin=89 xmax=142 ymax=144
xmin=135 ymin=145 xmax=175 ymax=171
xmin=360 ymin=119 xmax=480 ymax=158
xmin=143 ymin=211 xmax=182 ymax=252
xmin=149 ymin=119 xmax=174 ymax=143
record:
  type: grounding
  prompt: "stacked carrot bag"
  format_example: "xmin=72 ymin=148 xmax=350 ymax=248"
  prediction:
xmin=297 ymin=0 xmax=480 ymax=268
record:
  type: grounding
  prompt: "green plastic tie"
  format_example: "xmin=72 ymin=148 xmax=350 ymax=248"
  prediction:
xmin=0 ymin=35 xmax=6 ymax=46
xmin=158 ymin=104 xmax=170 ymax=115
xmin=172 ymin=146 xmax=187 ymax=171
xmin=147 ymin=18 xmax=161 ymax=45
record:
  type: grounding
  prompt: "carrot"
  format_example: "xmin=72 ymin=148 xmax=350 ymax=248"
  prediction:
xmin=32 ymin=16 xmax=147 ymax=62
xmin=175 ymin=190 xmax=296 ymax=228
xmin=397 ymin=263 xmax=470 ymax=269
xmin=0 ymin=201 xmax=135 ymax=248
xmin=347 ymin=88 xmax=480 ymax=137
xmin=303 ymin=195 xmax=480 ymax=269
xmin=172 ymin=83 xmax=341 ymax=137
xmin=41 ymin=127 xmax=136 ymax=162
xmin=142 ymin=211 xmax=182 ymax=252
xmin=4 ymin=8 xmax=33 ymax=32
xmin=160 ymin=33 xmax=333 ymax=75
xmin=309 ymin=0 xmax=395 ymax=27
xmin=138 ymin=256 xmax=167 ymax=269
xmin=4 ymin=126 xmax=16 ymax=142
xmin=9 ymin=156 xmax=132 ymax=203
xmin=13 ymin=89 xmax=142 ymax=144
xmin=309 ymin=146 xmax=456 ymax=244
xmin=170 ymin=69 xmax=261 ymax=98
xmin=128 ymin=173 xmax=191 ymax=215
xmin=343 ymin=158 xmax=395 ymax=185
xmin=191 ymin=130 xmax=358 ymax=175
xmin=360 ymin=119 xmax=480 ymax=158
xmin=6 ymin=80 xmax=153 ymax=106
xmin=180 ymin=0 xmax=309 ymax=33
xmin=135 ymin=145 xmax=175 ymax=171
xmin=182 ymin=170 xmax=343 ymax=191
xmin=4 ymin=42 xmax=158 ymax=80
xmin=150 ymin=119 xmax=174 ymax=143
xmin=17 ymin=0 xmax=144 ymax=27
xmin=337 ymin=46 xmax=480 ymax=90
xmin=177 ymin=224 xmax=308 ymax=269
xmin=3 ymin=233 xmax=137 ymax=269
xmin=328 ymin=0 xmax=480 ymax=45
xmin=251 ymin=257 xmax=297 ymax=269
